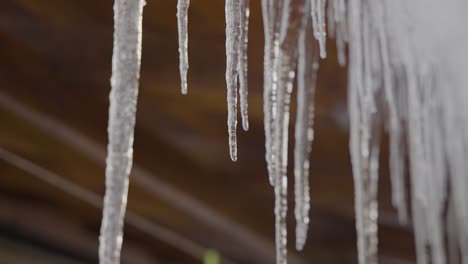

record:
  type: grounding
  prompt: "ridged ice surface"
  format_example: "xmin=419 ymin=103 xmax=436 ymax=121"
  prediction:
xmin=262 ymin=0 xmax=284 ymax=185
xmin=265 ymin=0 xmax=311 ymax=262
xmin=99 ymin=0 xmax=145 ymax=264
xmin=294 ymin=15 xmax=319 ymax=251
xmin=224 ymin=0 xmax=251 ymax=161
xmin=225 ymin=0 xmax=241 ymax=161
xmin=311 ymin=0 xmax=327 ymax=58
xmin=177 ymin=0 xmax=190 ymax=94
xmin=239 ymin=0 xmax=250 ymax=131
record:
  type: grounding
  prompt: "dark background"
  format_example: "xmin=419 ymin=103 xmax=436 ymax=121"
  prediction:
xmin=0 ymin=1 xmax=414 ymax=263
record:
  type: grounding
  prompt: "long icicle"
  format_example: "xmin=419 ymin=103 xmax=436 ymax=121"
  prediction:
xmin=347 ymin=1 xmax=381 ymax=263
xmin=261 ymin=0 xmax=274 ymax=185
xmin=294 ymin=14 xmax=319 ymax=251
xmin=238 ymin=0 xmax=251 ymax=131
xmin=99 ymin=0 xmax=145 ymax=263
xmin=273 ymin=0 xmax=309 ymax=262
xmin=263 ymin=0 xmax=285 ymax=186
xmin=177 ymin=0 xmax=190 ymax=95
xmin=375 ymin=0 xmax=408 ymax=224
xmin=225 ymin=0 xmax=242 ymax=161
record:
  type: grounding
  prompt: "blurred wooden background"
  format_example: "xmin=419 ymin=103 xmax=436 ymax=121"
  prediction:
xmin=0 ymin=0 xmax=415 ymax=263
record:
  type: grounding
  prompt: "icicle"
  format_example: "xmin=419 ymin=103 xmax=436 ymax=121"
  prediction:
xmin=274 ymin=172 xmax=289 ymax=264
xmin=225 ymin=0 xmax=242 ymax=161
xmin=326 ymin=0 xmax=335 ymax=37
xmin=238 ymin=0 xmax=250 ymax=131
xmin=311 ymin=0 xmax=327 ymax=58
xmin=335 ymin=28 xmax=346 ymax=66
xmin=348 ymin=89 xmax=381 ymax=264
xmin=421 ymin=71 xmax=447 ymax=264
xmin=294 ymin=16 xmax=319 ymax=251
xmin=330 ymin=0 xmax=347 ymax=66
xmin=263 ymin=0 xmax=285 ymax=186
xmin=374 ymin=0 xmax=408 ymax=224
xmin=261 ymin=0 xmax=274 ymax=185
xmin=224 ymin=0 xmax=251 ymax=159
xmin=348 ymin=88 xmax=381 ymax=264
xmin=261 ymin=0 xmax=272 ymax=185
xmin=439 ymin=36 xmax=468 ymax=262
xmin=99 ymin=0 xmax=145 ymax=264
xmin=272 ymin=0 xmax=310 ymax=262
xmin=347 ymin=2 xmax=365 ymax=263
xmin=443 ymin=81 xmax=468 ymax=264
xmin=347 ymin=1 xmax=382 ymax=263
xmin=177 ymin=0 xmax=190 ymax=95
xmin=400 ymin=52 xmax=430 ymax=264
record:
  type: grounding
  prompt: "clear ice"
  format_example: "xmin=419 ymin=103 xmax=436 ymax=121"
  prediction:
xmin=99 ymin=0 xmax=145 ymax=263
xmin=177 ymin=0 xmax=190 ymax=95
xmin=225 ymin=0 xmax=251 ymax=161
xmin=294 ymin=14 xmax=319 ymax=251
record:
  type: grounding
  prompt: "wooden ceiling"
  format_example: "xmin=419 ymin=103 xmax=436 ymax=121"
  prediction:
xmin=0 ymin=0 xmax=415 ymax=263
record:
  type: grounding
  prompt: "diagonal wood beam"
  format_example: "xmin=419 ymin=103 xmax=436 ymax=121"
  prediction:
xmin=0 ymin=91 xmax=306 ymax=264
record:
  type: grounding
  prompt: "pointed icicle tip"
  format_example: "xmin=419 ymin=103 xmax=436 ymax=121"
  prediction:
xmin=230 ymin=151 xmax=237 ymax=162
xmin=181 ymin=82 xmax=188 ymax=95
xmin=242 ymin=119 xmax=249 ymax=131
xmin=295 ymin=215 xmax=309 ymax=250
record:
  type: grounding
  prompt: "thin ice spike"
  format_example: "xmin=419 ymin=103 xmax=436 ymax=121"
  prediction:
xmin=294 ymin=15 xmax=319 ymax=251
xmin=238 ymin=0 xmax=250 ymax=131
xmin=263 ymin=0 xmax=285 ymax=186
xmin=272 ymin=0 xmax=309 ymax=262
xmin=375 ymin=1 xmax=408 ymax=224
xmin=311 ymin=0 xmax=327 ymax=58
xmin=225 ymin=0 xmax=242 ymax=161
xmin=261 ymin=0 xmax=274 ymax=184
xmin=177 ymin=0 xmax=190 ymax=95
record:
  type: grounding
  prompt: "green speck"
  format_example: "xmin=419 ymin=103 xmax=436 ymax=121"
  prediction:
xmin=204 ymin=249 xmax=220 ymax=264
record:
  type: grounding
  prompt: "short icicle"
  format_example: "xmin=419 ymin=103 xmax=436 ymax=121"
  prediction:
xmin=311 ymin=0 xmax=327 ymax=58
xmin=99 ymin=0 xmax=145 ymax=264
xmin=177 ymin=0 xmax=190 ymax=94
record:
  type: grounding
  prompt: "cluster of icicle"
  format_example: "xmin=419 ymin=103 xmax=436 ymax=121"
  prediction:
xmin=99 ymin=0 xmax=468 ymax=263
xmin=345 ymin=1 xmax=468 ymax=264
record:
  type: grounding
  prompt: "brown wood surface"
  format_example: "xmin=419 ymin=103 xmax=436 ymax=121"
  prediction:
xmin=0 ymin=1 xmax=415 ymax=263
